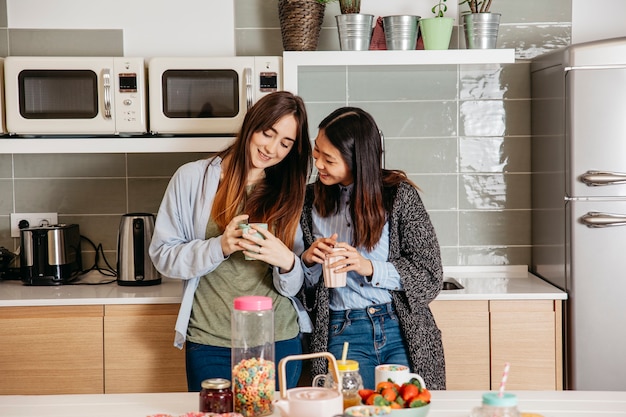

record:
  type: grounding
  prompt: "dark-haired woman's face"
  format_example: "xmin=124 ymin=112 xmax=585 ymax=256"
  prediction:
xmin=313 ymin=130 xmax=353 ymax=186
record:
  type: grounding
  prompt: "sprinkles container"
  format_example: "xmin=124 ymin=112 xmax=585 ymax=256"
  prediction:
xmin=231 ymin=296 xmax=275 ymax=417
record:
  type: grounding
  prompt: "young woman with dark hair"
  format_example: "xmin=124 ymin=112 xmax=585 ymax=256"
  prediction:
xmin=300 ymin=107 xmax=446 ymax=390
xmin=150 ymin=91 xmax=313 ymax=391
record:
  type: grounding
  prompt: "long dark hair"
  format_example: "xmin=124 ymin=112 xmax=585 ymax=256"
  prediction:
xmin=211 ymin=91 xmax=312 ymax=249
xmin=314 ymin=107 xmax=416 ymax=251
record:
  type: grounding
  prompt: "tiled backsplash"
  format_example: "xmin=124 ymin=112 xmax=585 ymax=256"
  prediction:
xmin=0 ymin=0 xmax=572 ymax=268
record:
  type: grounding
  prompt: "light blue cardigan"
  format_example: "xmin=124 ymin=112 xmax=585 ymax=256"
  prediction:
xmin=149 ymin=157 xmax=312 ymax=349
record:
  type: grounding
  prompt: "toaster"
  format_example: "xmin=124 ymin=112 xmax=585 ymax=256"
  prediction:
xmin=20 ymin=224 xmax=83 ymax=285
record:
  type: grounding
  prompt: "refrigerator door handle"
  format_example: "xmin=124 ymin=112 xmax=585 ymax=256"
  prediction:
xmin=580 ymin=170 xmax=626 ymax=186
xmin=580 ymin=211 xmax=626 ymax=228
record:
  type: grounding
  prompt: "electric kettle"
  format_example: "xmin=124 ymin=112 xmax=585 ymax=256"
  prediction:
xmin=116 ymin=213 xmax=162 ymax=286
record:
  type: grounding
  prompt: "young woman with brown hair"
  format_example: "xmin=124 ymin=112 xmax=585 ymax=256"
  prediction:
xmin=150 ymin=91 xmax=313 ymax=391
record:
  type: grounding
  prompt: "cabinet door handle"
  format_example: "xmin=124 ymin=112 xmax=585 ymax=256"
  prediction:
xmin=580 ymin=211 xmax=626 ymax=228
xmin=103 ymin=69 xmax=112 ymax=119
xmin=580 ymin=170 xmax=626 ymax=186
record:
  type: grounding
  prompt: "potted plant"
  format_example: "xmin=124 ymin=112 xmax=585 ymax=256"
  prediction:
xmin=459 ymin=0 xmax=493 ymax=13
xmin=419 ymin=0 xmax=454 ymax=50
xmin=459 ymin=0 xmax=501 ymax=49
xmin=318 ymin=0 xmax=374 ymax=50
xmin=278 ymin=0 xmax=327 ymax=51
xmin=317 ymin=0 xmax=360 ymax=14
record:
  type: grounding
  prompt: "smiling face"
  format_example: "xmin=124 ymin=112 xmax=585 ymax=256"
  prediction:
xmin=313 ymin=129 xmax=353 ymax=186
xmin=248 ymin=114 xmax=297 ymax=182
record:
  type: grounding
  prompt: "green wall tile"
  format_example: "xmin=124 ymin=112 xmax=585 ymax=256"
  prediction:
xmin=408 ymin=174 xmax=458 ymax=211
xmin=0 ymin=155 xmax=11 ymax=177
xmin=360 ymin=101 xmax=457 ymax=138
xmin=460 ymin=136 xmax=531 ymax=173
xmin=459 ymin=210 xmax=531 ymax=246
xmin=128 ymin=153 xmax=211 ymax=177
xmin=460 ymin=173 xmax=531 ymax=209
xmin=385 ymin=137 xmax=457 ymax=174
xmin=428 ymin=210 xmax=458 ymax=247
xmin=13 ymin=154 xmax=125 ymax=178
xmin=14 ymin=178 xmax=126 ymax=214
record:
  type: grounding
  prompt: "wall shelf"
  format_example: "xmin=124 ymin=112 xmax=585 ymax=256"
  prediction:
xmin=0 ymin=136 xmax=234 ymax=154
xmin=283 ymin=49 xmax=516 ymax=92
xmin=0 ymin=49 xmax=515 ymax=154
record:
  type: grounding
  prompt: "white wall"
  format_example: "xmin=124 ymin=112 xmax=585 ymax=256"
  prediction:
xmin=6 ymin=0 xmax=235 ymax=57
xmin=572 ymin=0 xmax=626 ymax=44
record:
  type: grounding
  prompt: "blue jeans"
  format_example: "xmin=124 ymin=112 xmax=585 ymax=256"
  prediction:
xmin=328 ymin=303 xmax=410 ymax=390
xmin=185 ymin=336 xmax=303 ymax=392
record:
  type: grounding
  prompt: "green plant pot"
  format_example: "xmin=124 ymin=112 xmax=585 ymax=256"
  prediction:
xmin=419 ymin=17 xmax=454 ymax=50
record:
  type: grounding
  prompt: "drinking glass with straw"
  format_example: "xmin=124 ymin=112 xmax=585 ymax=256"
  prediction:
xmin=498 ymin=362 xmax=510 ymax=397
xmin=471 ymin=362 xmax=520 ymax=417
xmin=341 ymin=341 xmax=349 ymax=363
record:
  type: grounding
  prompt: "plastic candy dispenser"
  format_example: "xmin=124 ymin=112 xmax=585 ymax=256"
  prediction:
xmin=231 ymin=296 xmax=275 ymax=417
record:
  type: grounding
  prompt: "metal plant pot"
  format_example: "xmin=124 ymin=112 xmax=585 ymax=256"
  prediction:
xmin=463 ymin=12 xmax=501 ymax=49
xmin=336 ymin=13 xmax=374 ymax=51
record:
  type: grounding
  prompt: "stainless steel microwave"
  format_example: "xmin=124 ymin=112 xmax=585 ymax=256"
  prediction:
xmin=3 ymin=56 xmax=147 ymax=136
xmin=147 ymin=56 xmax=282 ymax=135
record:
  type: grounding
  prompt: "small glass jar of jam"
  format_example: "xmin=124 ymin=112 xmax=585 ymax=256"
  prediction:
xmin=200 ymin=378 xmax=234 ymax=413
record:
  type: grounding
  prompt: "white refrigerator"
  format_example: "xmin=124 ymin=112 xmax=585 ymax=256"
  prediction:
xmin=531 ymin=37 xmax=626 ymax=390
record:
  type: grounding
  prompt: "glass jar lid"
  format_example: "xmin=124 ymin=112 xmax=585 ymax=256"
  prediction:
xmin=338 ymin=359 xmax=359 ymax=372
xmin=482 ymin=392 xmax=517 ymax=407
xmin=201 ymin=378 xmax=231 ymax=390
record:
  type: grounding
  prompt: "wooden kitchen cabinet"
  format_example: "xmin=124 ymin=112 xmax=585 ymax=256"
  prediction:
xmin=490 ymin=299 xmax=563 ymax=390
xmin=104 ymin=304 xmax=187 ymax=393
xmin=431 ymin=299 xmax=563 ymax=390
xmin=0 ymin=305 xmax=104 ymax=395
xmin=430 ymin=300 xmax=490 ymax=390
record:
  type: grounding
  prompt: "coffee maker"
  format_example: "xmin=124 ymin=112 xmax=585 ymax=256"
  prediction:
xmin=116 ymin=213 xmax=161 ymax=286
xmin=20 ymin=224 xmax=83 ymax=285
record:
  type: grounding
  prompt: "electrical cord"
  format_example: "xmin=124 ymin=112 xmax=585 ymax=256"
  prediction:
xmin=71 ymin=235 xmax=117 ymax=285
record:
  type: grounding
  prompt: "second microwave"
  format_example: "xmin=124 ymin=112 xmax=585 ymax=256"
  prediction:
xmin=147 ymin=56 xmax=282 ymax=135
xmin=3 ymin=56 xmax=147 ymax=136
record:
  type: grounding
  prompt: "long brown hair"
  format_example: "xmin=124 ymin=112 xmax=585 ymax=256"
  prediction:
xmin=314 ymin=107 xmax=417 ymax=251
xmin=211 ymin=91 xmax=312 ymax=248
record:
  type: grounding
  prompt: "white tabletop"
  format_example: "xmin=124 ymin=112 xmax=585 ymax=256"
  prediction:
xmin=0 ymin=265 xmax=566 ymax=307
xmin=0 ymin=390 xmax=624 ymax=417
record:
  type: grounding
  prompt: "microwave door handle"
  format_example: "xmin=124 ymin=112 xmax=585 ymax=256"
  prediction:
xmin=580 ymin=170 xmax=626 ymax=186
xmin=581 ymin=212 xmax=626 ymax=228
xmin=244 ymin=67 xmax=253 ymax=110
xmin=102 ymin=69 xmax=112 ymax=119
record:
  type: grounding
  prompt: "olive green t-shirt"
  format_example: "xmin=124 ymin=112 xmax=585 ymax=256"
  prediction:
xmin=186 ymin=218 xmax=299 ymax=347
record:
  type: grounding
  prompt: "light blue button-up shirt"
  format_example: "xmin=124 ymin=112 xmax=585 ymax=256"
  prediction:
xmin=302 ymin=184 xmax=403 ymax=310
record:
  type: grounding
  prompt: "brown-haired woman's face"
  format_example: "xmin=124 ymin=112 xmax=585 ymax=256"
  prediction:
xmin=249 ymin=114 xmax=297 ymax=171
xmin=313 ymin=130 xmax=353 ymax=186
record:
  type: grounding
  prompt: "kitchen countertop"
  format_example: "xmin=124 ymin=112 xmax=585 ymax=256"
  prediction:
xmin=0 ymin=265 xmax=566 ymax=308
xmin=0 ymin=390 xmax=623 ymax=417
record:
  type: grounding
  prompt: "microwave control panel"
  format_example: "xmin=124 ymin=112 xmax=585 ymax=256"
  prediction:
xmin=259 ymin=72 xmax=278 ymax=92
xmin=113 ymin=57 xmax=147 ymax=134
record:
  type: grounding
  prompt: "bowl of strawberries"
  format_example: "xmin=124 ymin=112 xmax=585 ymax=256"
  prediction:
xmin=358 ymin=377 xmax=431 ymax=417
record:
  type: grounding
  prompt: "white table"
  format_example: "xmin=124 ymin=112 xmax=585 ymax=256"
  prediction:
xmin=0 ymin=390 xmax=624 ymax=417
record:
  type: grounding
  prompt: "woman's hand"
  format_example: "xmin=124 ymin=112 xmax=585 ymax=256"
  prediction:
xmin=239 ymin=225 xmax=295 ymax=272
xmin=301 ymin=233 xmax=338 ymax=267
xmin=220 ymin=214 xmax=249 ymax=257
xmin=330 ymin=242 xmax=374 ymax=277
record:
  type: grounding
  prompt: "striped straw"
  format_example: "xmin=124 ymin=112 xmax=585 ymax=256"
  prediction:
xmin=498 ymin=362 xmax=510 ymax=397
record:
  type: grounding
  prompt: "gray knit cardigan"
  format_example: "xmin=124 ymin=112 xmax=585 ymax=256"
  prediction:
xmin=299 ymin=181 xmax=447 ymax=390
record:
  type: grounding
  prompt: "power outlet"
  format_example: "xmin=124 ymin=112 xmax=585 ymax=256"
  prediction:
xmin=10 ymin=212 xmax=58 ymax=238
